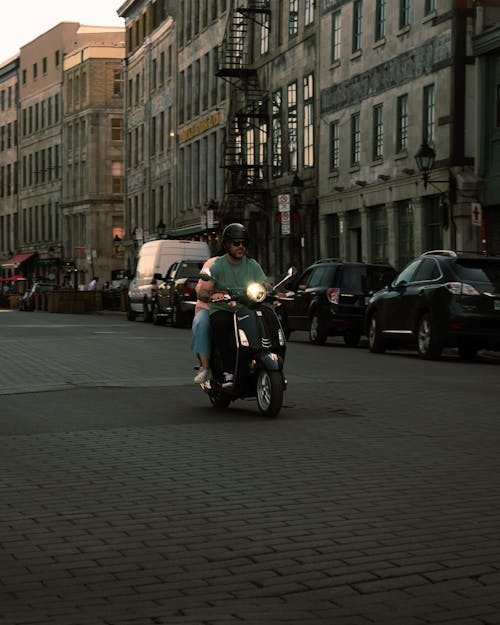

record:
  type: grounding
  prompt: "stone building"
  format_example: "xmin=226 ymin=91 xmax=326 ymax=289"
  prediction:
xmin=317 ymin=0 xmax=484 ymax=271
xmin=117 ymin=0 xmax=177 ymax=273
xmin=0 ymin=56 xmax=23 ymax=276
xmin=0 ymin=22 xmax=125 ymax=285
xmin=62 ymin=42 xmax=125 ymax=287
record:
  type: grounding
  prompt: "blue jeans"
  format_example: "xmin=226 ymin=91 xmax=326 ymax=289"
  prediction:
xmin=191 ymin=308 xmax=211 ymax=359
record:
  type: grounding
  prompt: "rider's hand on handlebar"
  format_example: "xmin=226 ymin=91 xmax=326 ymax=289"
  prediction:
xmin=211 ymin=291 xmax=229 ymax=302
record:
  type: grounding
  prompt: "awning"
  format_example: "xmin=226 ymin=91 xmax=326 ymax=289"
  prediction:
xmin=0 ymin=274 xmax=27 ymax=281
xmin=1 ymin=251 xmax=36 ymax=268
xmin=170 ymin=222 xmax=220 ymax=237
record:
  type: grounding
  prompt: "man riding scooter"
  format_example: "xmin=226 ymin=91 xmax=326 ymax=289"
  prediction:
xmin=197 ymin=223 xmax=268 ymax=388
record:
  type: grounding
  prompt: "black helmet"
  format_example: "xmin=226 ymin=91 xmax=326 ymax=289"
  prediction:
xmin=222 ymin=223 xmax=249 ymax=243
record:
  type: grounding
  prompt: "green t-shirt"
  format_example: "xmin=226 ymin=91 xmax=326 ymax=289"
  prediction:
xmin=209 ymin=254 xmax=267 ymax=314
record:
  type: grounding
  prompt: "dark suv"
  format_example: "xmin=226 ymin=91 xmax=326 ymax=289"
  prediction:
xmin=277 ymin=259 xmax=396 ymax=346
xmin=365 ymin=250 xmax=500 ymax=360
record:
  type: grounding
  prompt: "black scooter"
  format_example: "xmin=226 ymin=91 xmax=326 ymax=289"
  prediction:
xmin=199 ymin=268 xmax=295 ymax=417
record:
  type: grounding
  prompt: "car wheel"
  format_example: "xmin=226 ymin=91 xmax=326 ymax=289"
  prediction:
xmin=344 ymin=331 xmax=361 ymax=347
xmin=153 ymin=302 xmax=165 ymax=326
xmin=417 ymin=313 xmax=442 ymax=360
xmin=309 ymin=312 xmax=327 ymax=345
xmin=143 ymin=299 xmax=153 ymax=323
xmin=368 ymin=312 xmax=386 ymax=353
xmin=126 ymin=302 xmax=137 ymax=321
xmin=458 ymin=345 xmax=478 ymax=361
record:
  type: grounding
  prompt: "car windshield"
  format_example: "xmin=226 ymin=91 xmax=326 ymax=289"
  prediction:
xmin=176 ymin=262 xmax=203 ymax=279
xmin=453 ymin=259 xmax=500 ymax=286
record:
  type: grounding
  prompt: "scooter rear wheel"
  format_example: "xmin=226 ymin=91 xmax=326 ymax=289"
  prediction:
xmin=256 ymin=370 xmax=283 ymax=417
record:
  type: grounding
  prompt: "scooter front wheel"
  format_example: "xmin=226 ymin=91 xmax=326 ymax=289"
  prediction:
xmin=209 ymin=388 xmax=232 ymax=409
xmin=256 ymin=370 xmax=283 ymax=417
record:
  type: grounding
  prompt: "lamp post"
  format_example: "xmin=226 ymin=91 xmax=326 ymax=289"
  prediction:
xmin=414 ymin=142 xmax=456 ymax=248
xmin=157 ymin=219 xmax=166 ymax=239
xmin=290 ymin=173 xmax=304 ymax=267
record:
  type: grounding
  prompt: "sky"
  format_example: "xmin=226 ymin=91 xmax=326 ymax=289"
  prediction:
xmin=0 ymin=0 xmax=125 ymax=62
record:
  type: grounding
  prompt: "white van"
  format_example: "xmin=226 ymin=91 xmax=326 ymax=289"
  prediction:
xmin=127 ymin=239 xmax=209 ymax=322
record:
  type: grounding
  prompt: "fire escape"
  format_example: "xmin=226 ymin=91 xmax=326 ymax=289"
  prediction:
xmin=216 ymin=0 xmax=270 ymax=221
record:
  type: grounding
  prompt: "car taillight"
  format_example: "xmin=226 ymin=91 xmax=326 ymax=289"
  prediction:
xmin=151 ymin=278 xmax=157 ymax=295
xmin=327 ymin=288 xmax=340 ymax=304
xmin=444 ymin=282 xmax=479 ymax=296
xmin=182 ymin=283 xmax=191 ymax=297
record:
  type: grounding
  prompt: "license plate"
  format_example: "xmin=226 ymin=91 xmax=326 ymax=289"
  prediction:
xmin=495 ymin=300 xmax=500 ymax=311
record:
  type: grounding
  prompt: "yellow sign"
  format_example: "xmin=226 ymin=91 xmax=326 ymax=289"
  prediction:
xmin=180 ymin=111 xmax=220 ymax=143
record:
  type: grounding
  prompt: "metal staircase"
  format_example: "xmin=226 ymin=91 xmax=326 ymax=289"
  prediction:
xmin=217 ymin=1 xmax=270 ymax=216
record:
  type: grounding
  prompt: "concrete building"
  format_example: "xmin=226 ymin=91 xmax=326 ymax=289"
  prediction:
xmin=0 ymin=22 xmax=125 ymax=286
xmin=0 ymin=56 xmax=22 ymax=277
xmin=117 ymin=0 xmax=177 ymax=274
xmin=317 ymin=0 xmax=483 ymax=272
xmin=62 ymin=42 xmax=126 ymax=287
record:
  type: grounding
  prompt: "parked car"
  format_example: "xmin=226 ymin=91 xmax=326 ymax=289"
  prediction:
xmin=127 ymin=239 xmax=209 ymax=322
xmin=277 ymin=259 xmax=396 ymax=346
xmin=152 ymin=259 xmax=205 ymax=327
xmin=19 ymin=283 xmax=58 ymax=311
xmin=365 ymin=250 xmax=500 ymax=360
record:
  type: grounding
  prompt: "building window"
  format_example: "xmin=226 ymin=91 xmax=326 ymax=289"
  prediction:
xmin=399 ymin=0 xmax=411 ymax=29
xmin=331 ymin=11 xmax=341 ymax=64
xmin=303 ymin=74 xmax=314 ymax=168
xmin=423 ymin=83 xmax=435 ymax=144
xmin=261 ymin=12 xmax=270 ymax=54
xmin=398 ymin=200 xmax=414 ymax=270
xmin=372 ymin=104 xmax=383 ymax=160
xmin=375 ymin=0 xmax=386 ymax=41
xmin=22 ymin=69 xmax=27 ymax=85
xmin=396 ymin=93 xmax=408 ymax=152
xmin=113 ymin=69 xmax=123 ymax=96
xmin=272 ymin=89 xmax=283 ymax=177
xmin=329 ymin=120 xmax=339 ymax=172
xmin=425 ymin=0 xmax=436 ymax=13
xmin=112 ymin=162 xmax=123 ymax=194
xmin=111 ymin=118 xmax=123 ymax=141
xmin=371 ymin=206 xmax=388 ymax=263
xmin=42 ymin=57 xmax=48 ymax=75
xmin=352 ymin=0 xmax=362 ymax=53
xmin=287 ymin=81 xmax=298 ymax=172
xmin=305 ymin=0 xmax=314 ymax=26
xmin=289 ymin=0 xmax=298 ymax=36
xmin=350 ymin=112 xmax=360 ymax=166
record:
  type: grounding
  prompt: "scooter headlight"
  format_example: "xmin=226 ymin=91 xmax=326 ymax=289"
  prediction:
xmin=246 ymin=282 xmax=266 ymax=302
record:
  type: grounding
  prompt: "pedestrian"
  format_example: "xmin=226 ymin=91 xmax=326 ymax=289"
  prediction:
xmin=88 ymin=276 xmax=98 ymax=290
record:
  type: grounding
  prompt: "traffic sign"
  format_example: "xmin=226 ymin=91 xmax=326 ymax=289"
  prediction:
xmin=278 ymin=194 xmax=290 ymax=212
xmin=471 ymin=203 xmax=482 ymax=227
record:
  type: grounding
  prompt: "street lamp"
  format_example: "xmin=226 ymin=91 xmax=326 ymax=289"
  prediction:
xmin=290 ymin=173 xmax=304 ymax=268
xmin=414 ymin=141 xmax=456 ymax=247
xmin=414 ymin=142 xmax=437 ymax=189
xmin=157 ymin=219 xmax=166 ymax=239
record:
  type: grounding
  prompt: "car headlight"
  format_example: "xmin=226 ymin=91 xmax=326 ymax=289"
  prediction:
xmin=246 ymin=282 xmax=266 ymax=302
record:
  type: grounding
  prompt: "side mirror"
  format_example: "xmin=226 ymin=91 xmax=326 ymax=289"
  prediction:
xmin=153 ymin=273 xmax=162 ymax=280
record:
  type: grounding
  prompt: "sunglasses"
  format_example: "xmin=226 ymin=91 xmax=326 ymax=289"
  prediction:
xmin=230 ymin=240 xmax=247 ymax=247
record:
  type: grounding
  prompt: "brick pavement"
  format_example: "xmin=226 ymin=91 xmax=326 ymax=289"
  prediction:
xmin=2 ymin=407 xmax=500 ymax=625
xmin=1 ymin=311 xmax=500 ymax=624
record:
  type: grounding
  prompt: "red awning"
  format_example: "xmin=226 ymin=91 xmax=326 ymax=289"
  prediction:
xmin=0 ymin=274 xmax=27 ymax=281
xmin=1 ymin=252 xmax=36 ymax=268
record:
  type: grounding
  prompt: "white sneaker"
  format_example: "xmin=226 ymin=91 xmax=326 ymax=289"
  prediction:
xmin=222 ymin=372 xmax=234 ymax=389
xmin=194 ymin=367 xmax=211 ymax=384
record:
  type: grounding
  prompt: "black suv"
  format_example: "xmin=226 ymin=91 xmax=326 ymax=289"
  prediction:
xmin=277 ymin=259 xmax=396 ymax=346
xmin=365 ymin=250 xmax=500 ymax=360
